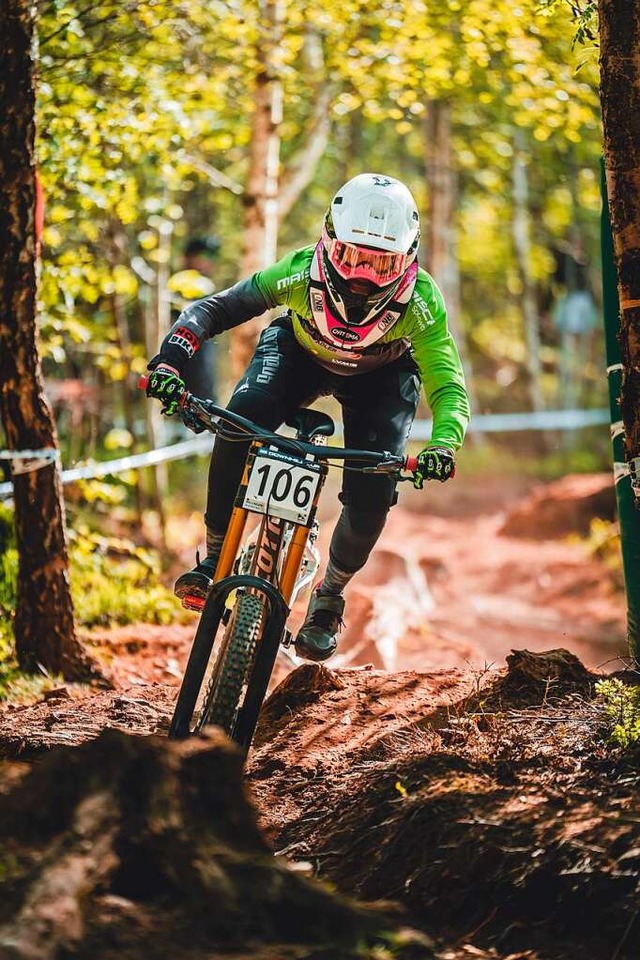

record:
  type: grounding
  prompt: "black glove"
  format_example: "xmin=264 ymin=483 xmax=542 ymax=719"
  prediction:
xmin=414 ymin=446 xmax=456 ymax=488
xmin=145 ymin=366 xmax=185 ymax=415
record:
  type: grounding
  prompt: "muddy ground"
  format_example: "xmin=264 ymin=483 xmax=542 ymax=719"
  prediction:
xmin=0 ymin=475 xmax=637 ymax=959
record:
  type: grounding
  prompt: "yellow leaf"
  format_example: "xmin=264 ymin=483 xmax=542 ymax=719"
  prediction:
xmin=395 ymin=780 xmax=408 ymax=799
xmin=113 ymin=265 xmax=139 ymax=297
xmin=104 ymin=428 xmax=134 ymax=450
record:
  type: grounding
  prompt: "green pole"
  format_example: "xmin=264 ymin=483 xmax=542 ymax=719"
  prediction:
xmin=601 ymin=158 xmax=640 ymax=663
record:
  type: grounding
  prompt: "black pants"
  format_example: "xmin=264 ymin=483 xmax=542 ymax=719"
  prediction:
xmin=205 ymin=318 xmax=420 ymax=576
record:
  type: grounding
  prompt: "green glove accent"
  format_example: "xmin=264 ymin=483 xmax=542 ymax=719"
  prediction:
xmin=413 ymin=446 xmax=456 ymax=489
xmin=146 ymin=368 xmax=185 ymax=415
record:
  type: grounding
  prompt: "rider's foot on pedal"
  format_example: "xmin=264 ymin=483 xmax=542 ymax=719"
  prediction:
xmin=174 ymin=554 xmax=219 ymax=611
xmin=295 ymin=584 xmax=344 ymax=662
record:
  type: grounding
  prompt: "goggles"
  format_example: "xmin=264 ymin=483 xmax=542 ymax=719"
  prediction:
xmin=322 ymin=227 xmax=409 ymax=287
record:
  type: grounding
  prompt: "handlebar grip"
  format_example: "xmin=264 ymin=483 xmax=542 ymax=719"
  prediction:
xmin=138 ymin=375 xmax=149 ymax=390
xmin=405 ymin=455 xmax=419 ymax=473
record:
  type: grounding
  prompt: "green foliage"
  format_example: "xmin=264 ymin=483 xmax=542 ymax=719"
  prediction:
xmin=0 ymin=504 xmax=17 ymax=634
xmin=0 ymin=504 xmax=57 ymax=701
xmin=538 ymin=1 xmax=598 ymax=49
xmin=34 ymin=0 xmax=605 ymax=470
xmin=583 ymin=518 xmax=623 ymax=584
xmin=68 ymin=526 xmax=188 ymax=627
xmin=0 ymin=504 xmax=188 ymax=698
xmin=596 ymin=678 xmax=640 ymax=750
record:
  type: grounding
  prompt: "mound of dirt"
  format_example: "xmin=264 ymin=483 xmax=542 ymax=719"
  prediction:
xmin=499 ymin=474 xmax=616 ymax=540
xmin=0 ymin=728 xmax=431 ymax=960
xmin=0 ymin=683 xmax=176 ymax=759
xmin=475 ymin=648 xmax=596 ymax=708
xmin=250 ymin=651 xmax=640 ymax=960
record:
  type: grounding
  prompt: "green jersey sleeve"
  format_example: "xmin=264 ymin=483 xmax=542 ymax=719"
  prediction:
xmin=404 ymin=277 xmax=470 ymax=451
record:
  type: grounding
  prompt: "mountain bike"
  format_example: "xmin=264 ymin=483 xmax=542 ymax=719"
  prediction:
xmin=140 ymin=377 xmax=418 ymax=753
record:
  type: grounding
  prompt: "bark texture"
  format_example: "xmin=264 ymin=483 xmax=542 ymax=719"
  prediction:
xmin=599 ymin=0 xmax=640 ymax=457
xmin=0 ymin=729 xmax=421 ymax=960
xmin=512 ymin=130 xmax=543 ymax=412
xmin=234 ymin=0 xmax=284 ymax=375
xmin=0 ymin=1 xmax=88 ymax=677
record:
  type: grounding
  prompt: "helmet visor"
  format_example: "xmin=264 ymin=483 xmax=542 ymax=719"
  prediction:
xmin=322 ymin=228 xmax=408 ymax=286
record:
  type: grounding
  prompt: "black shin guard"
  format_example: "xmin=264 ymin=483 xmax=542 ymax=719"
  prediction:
xmin=325 ymin=505 xmax=389 ymax=590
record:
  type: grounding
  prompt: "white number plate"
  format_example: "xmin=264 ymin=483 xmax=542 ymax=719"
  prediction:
xmin=243 ymin=451 xmax=321 ymax=524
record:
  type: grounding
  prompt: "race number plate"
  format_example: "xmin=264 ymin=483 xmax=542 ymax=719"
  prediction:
xmin=243 ymin=449 xmax=321 ymax=524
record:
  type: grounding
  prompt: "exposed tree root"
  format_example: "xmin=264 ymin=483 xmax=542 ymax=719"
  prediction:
xmin=0 ymin=728 xmax=428 ymax=959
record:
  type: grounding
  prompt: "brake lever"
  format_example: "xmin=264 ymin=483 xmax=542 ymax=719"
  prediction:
xmin=180 ymin=396 xmax=221 ymax=435
xmin=360 ymin=458 xmax=405 ymax=475
xmin=180 ymin=406 xmax=207 ymax=434
xmin=360 ymin=454 xmax=419 ymax=478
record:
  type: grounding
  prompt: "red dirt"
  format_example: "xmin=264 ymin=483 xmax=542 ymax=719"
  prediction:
xmin=247 ymin=651 xmax=639 ymax=960
xmin=0 ymin=477 xmax=626 ymax=757
xmin=498 ymin=473 xmax=616 ymax=539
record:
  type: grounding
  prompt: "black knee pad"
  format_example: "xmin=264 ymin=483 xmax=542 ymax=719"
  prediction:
xmin=329 ymin=503 xmax=390 ymax=575
xmin=224 ymin=385 xmax=284 ymax=433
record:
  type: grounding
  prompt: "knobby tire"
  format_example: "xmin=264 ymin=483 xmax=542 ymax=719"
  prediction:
xmin=197 ymin=592 xmax=264 ymax=736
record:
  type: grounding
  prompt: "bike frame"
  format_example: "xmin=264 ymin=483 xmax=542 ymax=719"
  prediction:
xmin=214 ymin=439 xmax=328 ymax=607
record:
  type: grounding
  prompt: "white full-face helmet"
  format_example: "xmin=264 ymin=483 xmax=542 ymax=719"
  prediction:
xmin=321 ymin=173 xmax=420 ymax=325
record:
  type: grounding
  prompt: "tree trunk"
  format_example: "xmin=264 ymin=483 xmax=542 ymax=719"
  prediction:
xmin=0 ymin=0 xmax=89 ymax=678
xmin=424 ymin=100 xmax=478 ymax=413
xmin=512 ymin=129 xmax=543 ymax=413
xmin=233 ymin=0 xmax=284 ymax=376
xmin=599 ymin=0 xmax=640 ymax=460
xmin=277 ymin=85 xmax=332 ymax=222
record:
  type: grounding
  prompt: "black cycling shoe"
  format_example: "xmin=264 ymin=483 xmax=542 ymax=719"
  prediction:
xmin=295 ymin=586 xmax=344 ymax=662
xmin=174 ymin=555 xmax=219 ymax=611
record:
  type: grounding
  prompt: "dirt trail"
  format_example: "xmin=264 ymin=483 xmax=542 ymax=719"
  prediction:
xmin=312 ymin=496 xmax=625 ymax=675
xmin=0 ymin=476 xmax=626 ymax=757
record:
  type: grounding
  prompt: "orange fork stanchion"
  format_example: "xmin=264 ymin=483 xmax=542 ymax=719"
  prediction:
xmin=213 ymin=446 xmax=258 ymax=581
xmin=279 ymin=460 xmax=327 ymax=605
xmin=279 ymin=524 xmax=312 ymax=605
xmin=214 ymin=505 xmax=249 ymax=581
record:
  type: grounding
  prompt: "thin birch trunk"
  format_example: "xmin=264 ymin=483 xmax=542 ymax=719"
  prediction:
xmin=233 ymin=0 xmax=284 ymax=376
xmin=424 ymin=99 xmax=478 ymax=415
xmin=109 ymin=226 xmax=144 ymax=523
xmin=512 ymin=129 xmax=543 ymax=413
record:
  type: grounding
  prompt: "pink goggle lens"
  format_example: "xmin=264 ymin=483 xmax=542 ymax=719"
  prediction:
xmin=323 ymin=229 xmax=407 ymax=286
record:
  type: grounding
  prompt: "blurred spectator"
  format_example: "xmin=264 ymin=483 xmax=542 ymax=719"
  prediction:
xmin=551 ymin=246 xmax=598 ymax=410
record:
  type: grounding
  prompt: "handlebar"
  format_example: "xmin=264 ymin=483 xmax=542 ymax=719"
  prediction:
xmin=139 ymin=375 xmax=419 ymax=476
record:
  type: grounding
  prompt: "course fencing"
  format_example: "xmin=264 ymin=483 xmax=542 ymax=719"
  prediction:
xmin=0 ymin=407 xmax=610 ymax=500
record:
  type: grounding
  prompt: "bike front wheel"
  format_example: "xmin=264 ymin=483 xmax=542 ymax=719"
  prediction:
xmin=196 ymin=591 xmax=265 ymax=737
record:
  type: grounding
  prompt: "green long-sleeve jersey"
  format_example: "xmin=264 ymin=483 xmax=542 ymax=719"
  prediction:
xmin=155 ymin=245 xmax=470 ymax=450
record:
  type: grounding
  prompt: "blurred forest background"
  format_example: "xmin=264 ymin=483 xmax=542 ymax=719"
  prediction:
xmin=31 ymin=0 xmax=605 ymax=493
xmin=0 ymin=0 xmax=623 ymax=690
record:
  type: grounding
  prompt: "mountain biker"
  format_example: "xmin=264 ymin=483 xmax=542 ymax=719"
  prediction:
xmin=146 ymin=173 xmax=470 ymax=663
